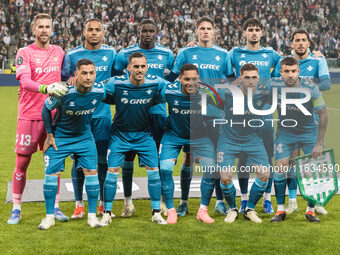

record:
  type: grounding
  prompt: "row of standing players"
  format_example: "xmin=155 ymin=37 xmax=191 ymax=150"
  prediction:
xmin=8 ymin=14 xmax=331 ymax=228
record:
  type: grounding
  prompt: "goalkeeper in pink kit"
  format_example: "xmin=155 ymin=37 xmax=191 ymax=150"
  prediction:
xmin=8 ymin=13 xmax=68 ymax=224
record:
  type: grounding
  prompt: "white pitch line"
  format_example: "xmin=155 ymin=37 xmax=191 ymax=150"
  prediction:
xmin=327 ymin=107 xmax=340 ymax=112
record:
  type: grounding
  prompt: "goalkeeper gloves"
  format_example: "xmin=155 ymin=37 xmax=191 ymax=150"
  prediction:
xmin=39 ymin=82 xmax=69 ymax=97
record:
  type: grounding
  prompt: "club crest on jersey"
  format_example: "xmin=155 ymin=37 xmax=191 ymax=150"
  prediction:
xmin=215 ymin=56 xmax=220 ymax=61
xmin=69 ymin=101 xmax=75 ymax=107
xmin=92 ymin=99 xmax=97 ymax=105
xmin=146 ymin=89 xmax=152 ymax=94
xmin=307 ymin=66 xmax=313 ymax=71
xmin=53 ymin=56 xmax=59 ymax=62
xmin=17 ymin=57 xmax=23 ymax=65
xmin=157 ymin=55 xmax=163 ymax=60
xmin=192 ymin=55 xmax=198 ymax=60
xmin=262 ymin=53 xmax=268 ymax=58
xmin=35 ymin=58 xmax=41 ymax=63
xmin=102 ymin=56 xmax=107 ymax=62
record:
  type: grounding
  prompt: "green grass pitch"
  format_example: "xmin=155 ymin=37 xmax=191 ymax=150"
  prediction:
xmin=1 ymin=85 xmax=340 ymax=255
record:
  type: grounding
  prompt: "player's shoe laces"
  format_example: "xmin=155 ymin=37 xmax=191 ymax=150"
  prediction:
xmin=305 ymin=211 xmax=320 ymax=223
xmin=224 ymin=209 xmax=238 ymax=223
xmin=7 ymin=209 xmax=21 ymax=225
xmin=285 ymin=200 xmax=298 ymax=214
xmin=160 ymin=201 xmax=168 ymax=216
xmin=315 ymin=205 xmax=328 ymax=215
xmin=244 ymin=209 xmax=262 ymax=223
xmin=270 ymin=211 xmax=286 ymax=223
xmin=54 ymin=208 xmax=69 ymax=222
xmin=176 ymin=203 xmax=189 ymax=217
xmin=121 ymin=204 xmax=135 ymax=218
xmin=151 ymin=212 xmax=167 ymax=225
xmin=166 ymin=208 xmax=177 ymax=224
xmin=238 ymin=200 xmax=247 ymax=213
xmin=196 ymin=208 xmax=215 ymax=224
xmin=71 ymin=206 xmax=85 ymax=219
xmin=262 ymin=200 xmax=274 ymax=214
xmin=215 ymin=201 xmax=228 ymax=215
xmin=100 ymin=213 xmax=112 ymax=225
xmin=38 ymin=216 xmax=55 ymax=230
xmin=88 ymin=215 xmax=104 ymax=228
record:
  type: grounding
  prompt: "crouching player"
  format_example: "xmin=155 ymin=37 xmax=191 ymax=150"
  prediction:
xmin=270 ymin=57 xmax=328 ymax=223
xmin=159 ymin=64 xmax=217 ymax=224
xmin=217 ymin=64 xmax=271 ymax=223
xmin=100 ymin=52 xmax=168 ymax=225
xmin=38 ymin=59 xmax=106 ymax=229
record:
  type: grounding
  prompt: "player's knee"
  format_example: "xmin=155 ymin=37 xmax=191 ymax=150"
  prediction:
xmin=160 ymin=159 xmax=175 ymax=172
xmin=83 ymin=169 xmax=98 ymax=175
xmin=257 ymin=167 xmax=270 ymax=182
xmin=108 ymin=167 xmax=120 ymax=173
xmin=15 ymin=153 xmax=32 ymax=173
xmin=275 ymin=159 xmax=289 ymax=173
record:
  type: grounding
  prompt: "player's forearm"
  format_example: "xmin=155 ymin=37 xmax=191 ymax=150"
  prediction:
xmin=42 ymin=104 xmax=53 ymax=134
xmin=315 ymin=77 xmax=331 ymax=91
xmin=20 ymin=74 xmax=45 ymax=92
xmin=316 ymin=108 xmax=328 ymax=145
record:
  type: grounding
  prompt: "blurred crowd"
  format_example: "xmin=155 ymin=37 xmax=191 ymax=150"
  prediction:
xmin=0 ymin=0 xmax=339 ymax=65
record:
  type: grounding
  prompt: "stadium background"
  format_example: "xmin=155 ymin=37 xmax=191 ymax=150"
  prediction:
xmin=1 ymin=0 xmax=340 ymax=254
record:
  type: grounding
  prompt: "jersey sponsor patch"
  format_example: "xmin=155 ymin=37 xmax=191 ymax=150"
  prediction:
xmin=17 ymin=57 xmax=23 ymax=65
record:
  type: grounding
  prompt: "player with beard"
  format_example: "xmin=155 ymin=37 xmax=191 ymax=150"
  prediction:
xmin=62 ymin=18 xmax=117 ymax=219
xmin=273 ymin=29 xmax=331 ymax=216
xmin=113 ymin=19 xmax=174 ymax=217
xmin=8 ymin=13 xmax=68 ymax=224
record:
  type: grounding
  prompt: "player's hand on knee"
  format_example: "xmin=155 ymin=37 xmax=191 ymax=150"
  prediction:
xmin=311 ymin=144 xmax=323 ymax=159
xmin=43 ymin=134 xmax=57 ymax=153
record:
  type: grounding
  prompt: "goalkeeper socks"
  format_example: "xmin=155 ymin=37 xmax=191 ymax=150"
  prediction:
xmin=237 ymin=157 xmax=249 ymax=195
xmin=122 ymin=161 xmax=134 ymax=198
xmin=220 ymin=181 xmax=236 ymax=209
xmin=160 ymin=160 xmax=175 ymax=209
xmin=180 ymin=164 xmax=193 ymax=201
xmin=85 ymin=175 xmax=100 ymax=214
xmin=274 ymin=172 xmax=287 ymax=205
xmin=103 ymin=172 xmax=119 ymax=211
xmin=71 ymin=159 xmax=85 ymax=201
xmin=247 ymin=178 xmax=268 ymax=209
xmin=147 ymin=170 xmax=161 ymax=210
xmin=54 ymin=175 xmax=60 ymax=208
xmin=97 ymin=162 xmax=108 ymax=202
xmin=12 ymin=153 xmax=31 ymax=205
xmin=43 ymin=175 xmax=58 ymax=215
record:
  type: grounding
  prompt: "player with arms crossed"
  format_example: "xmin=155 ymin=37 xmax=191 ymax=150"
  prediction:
xmin=273 ymin=29 xmax=331 ymax=215
xmin=61 ymin=18 xmax=117 ymax=219
xmin=216 ymin=64 xmax=271 ymax=223
xmin=229 ymin=18 xmax=282 ymax=214
xmin=100 ymin=52 xmax=168 ymax=225
xmin=39 ymin=59 xmax=107 ymax=230
xmin=169 ymin=16 xmax=234 ymax=217
xmin=8 ymin=13 xmax=68 ymax=225
xmin=160 ymin=64 xmax=217 ymax=224
xmin=270 ymin=57 xmax=328 ymax=223
xmin=113 ymin=19 xmax=174 ymax=217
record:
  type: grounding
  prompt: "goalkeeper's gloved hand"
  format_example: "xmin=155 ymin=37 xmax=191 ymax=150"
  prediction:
xmin=39 ymin=82 xmax=69 ymax=97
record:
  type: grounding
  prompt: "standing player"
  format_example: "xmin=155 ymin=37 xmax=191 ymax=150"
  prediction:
xmin=39 ymin=59 xmax=106 ymax=230
xmin=217 ymin=64 xmax=271 ymax=223
xmin=61 ymin=18 xmax=117 ymax=219
xmin=170 ymin=16 xmax=234 ymax=216
xmin=229 ymin=18 xmax=282 ymax=214
xmin=8 ymin=13 xmax=68 ymax=225
xmin=113 ymin=19 xmax=174 ymax=217
xmin=273 ymin=29 xmax=331 ymax=215
xmin=100 ymin=52 xmax=168 ymax=225
xmin=160 ymin=64 xmax=216 ymax=224
xmin=270 ymin=57 xmax=328 ymax=223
